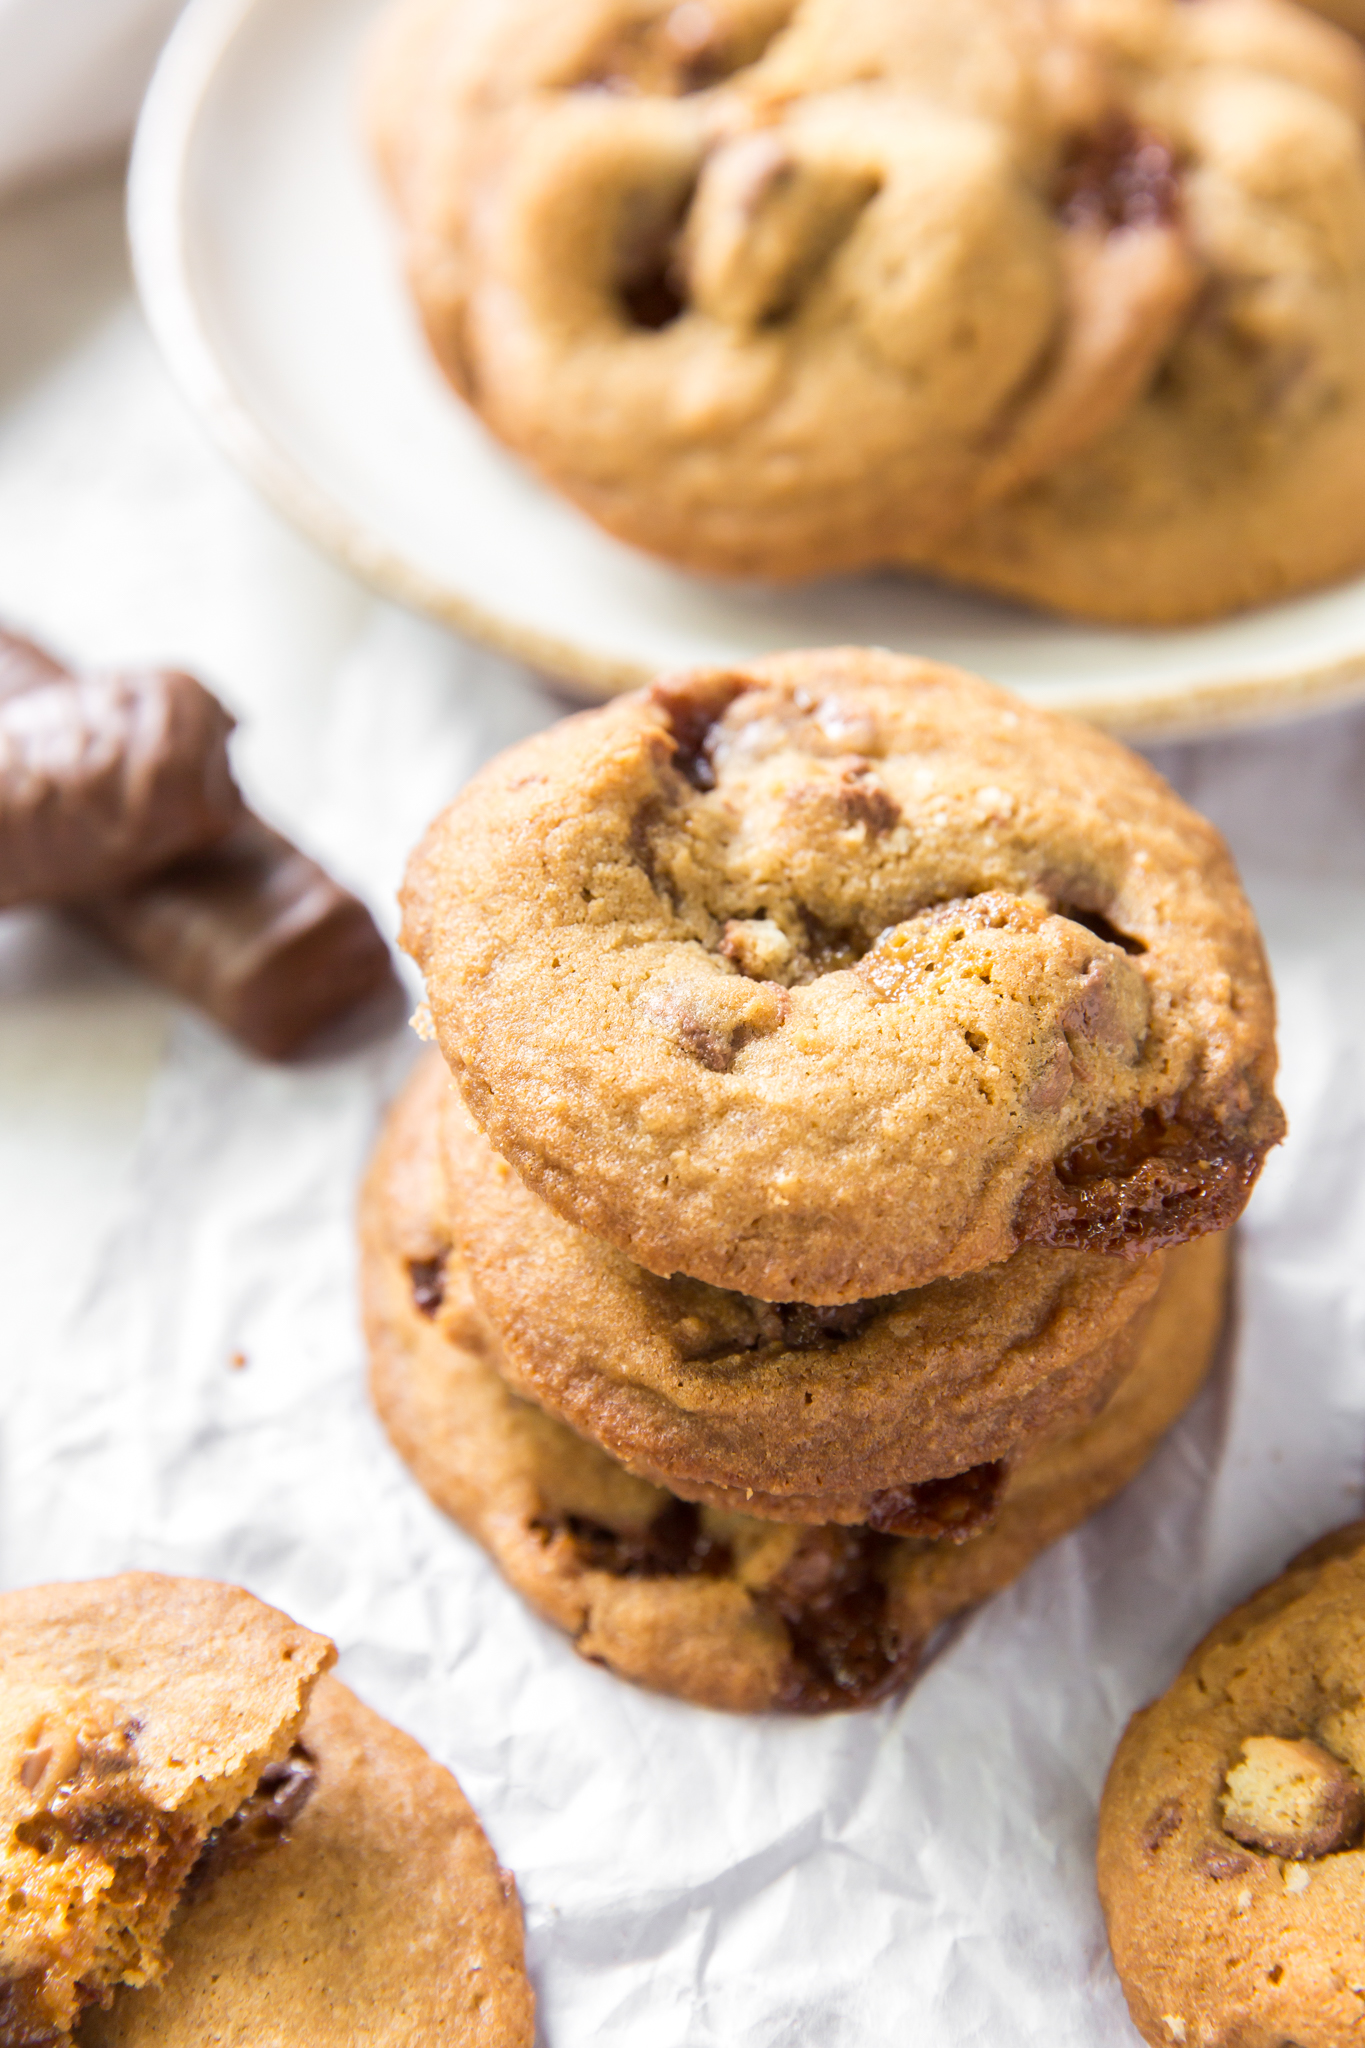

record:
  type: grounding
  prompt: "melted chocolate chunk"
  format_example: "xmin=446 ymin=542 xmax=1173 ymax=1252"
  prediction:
xmin=1142 ymin=1796 xmax=1183 ymax=1853
xmin=864 ymin=1462 xmax=1006 ymax=1541
xmin=835 ymin=764 xmax=900 ymax=836
xmin=769 ymin=1528 xmax=918 ymax=1712
xmin=671 ymin=1008 xmax=739 ymax=1072
xmin=1018 ymin=1101 xmax=1277 ymax=1254
xmin=617 ymin=182 xmax=695 ymax=331
xmin=408 ymin=1252 xmax=448 ymax=1319
xmin=647 ymin=672 xmax=749 ymax=789
xmin=1055 ymin=902 xmax=1147 ymax=956
xmin=184 ymin=1745 xmax=317 ymax=1902
xmin=1057 ymin=117 xmax=1181 ymax=233
xmin=540 ymin=1499 xmax=733 ymax=1579
xmin=799 ymin=907 xmax=865 ymax=976
xmin=621 ymin=262 xmax=686 ymax=330
xmin=774 ymin=1299 xmax=878 ymax=1350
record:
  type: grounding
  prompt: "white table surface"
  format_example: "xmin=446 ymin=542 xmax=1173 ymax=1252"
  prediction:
xmin=4 ymin=164 xmax=1365 ymax=2048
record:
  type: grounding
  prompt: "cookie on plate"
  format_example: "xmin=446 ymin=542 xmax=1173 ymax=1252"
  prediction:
xmin=0 ymin=1576 xmax=333 ymax=2044
xmin=402 ymin=650 xmax=1282 ymax=1303
xmin=1099 ymin=1522 xmax=1365 ymax=2048
xmin=368 ymin=0 xmax=1365 ymax=622
xmin=81 ymin=1675 xmax=535 ymax=2048
xmin=436 ymin=1057 xmax=1166 ymax=1525
xmin=360 ymin=1045 xmax=1229 ymax=1713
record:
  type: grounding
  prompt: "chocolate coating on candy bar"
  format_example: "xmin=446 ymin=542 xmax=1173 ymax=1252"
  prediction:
xmin=79 ymin=813 xmax=397 ymax=1060
xmin=0 ymin=667 xmax=241 ymax=908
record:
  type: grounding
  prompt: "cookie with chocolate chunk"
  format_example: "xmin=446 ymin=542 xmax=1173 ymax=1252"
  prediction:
xmin=0 ymin=1576 xmax=333 ymax=2044
xmin=360 ymin=1045 xmax=1228 ymax=1714
xmin=1099 ymin=1522 xmax=1365 ymax=2048
xmin=368 ymin=0 xmax=1365 ymax=622
xmin=80 ymin=1675 xmax=534 ymax=2048
xmin=432 ymin=1055 xmax=1165 ymax=1525
xmin=402 ymin=650 xmax=1282 ymax=1304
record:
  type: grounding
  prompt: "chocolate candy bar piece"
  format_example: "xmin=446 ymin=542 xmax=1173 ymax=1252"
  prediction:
xmin=78 ymin=813 xmax=398 ymax=1059
xmin=0 ymin=665 xmax=242 ymax=908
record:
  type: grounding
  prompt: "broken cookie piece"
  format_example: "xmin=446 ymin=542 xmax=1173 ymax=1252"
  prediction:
xmin=80 ymin=1676 xmax=535 ymax=2048
xmin=1220 ymin=1735 xmax=1365 ymax=1860
xmin=0 ymin=1575 xmax=333 ymax=2043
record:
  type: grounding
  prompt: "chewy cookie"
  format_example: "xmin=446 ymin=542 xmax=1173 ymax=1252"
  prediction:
xmin=0 ymin=1576 xmax=333 ymax=2044
xmin=402 ymin=650 xmax=1282 ymax=1303
xmin=369 ymin=0 xmax=1365 ymax=622
xmin=0 ymin=1574 xmax=533 ymax=2048
xmin=81 ymin=1676 xmax=534 ymax=2048
xmin=1099 ymin=1523 xmax=1365 ymax=2048
xmin=434 ymin=1057 xmax=1165 ymax=1525
xmin=361 ymin=1046 xmax=1229 ymax=1713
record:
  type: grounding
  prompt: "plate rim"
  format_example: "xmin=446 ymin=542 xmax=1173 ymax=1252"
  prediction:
xmin=128 ymin=0 xmax=1365 ymax=735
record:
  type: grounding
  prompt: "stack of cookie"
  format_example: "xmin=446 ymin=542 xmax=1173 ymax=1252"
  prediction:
xmin=362 ymin=648 xmax=1283 ymax=1713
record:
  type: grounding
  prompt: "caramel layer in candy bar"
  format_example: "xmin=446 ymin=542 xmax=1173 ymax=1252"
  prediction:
xmin=0 ymin=667 xmax=241 ymax=907
xmin=79 ymin=813 xmax=398 ymax=1059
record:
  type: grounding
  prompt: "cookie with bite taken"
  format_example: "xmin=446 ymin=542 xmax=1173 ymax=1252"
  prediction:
xmin=0 ymin=1574 xmax=533 ymax=2047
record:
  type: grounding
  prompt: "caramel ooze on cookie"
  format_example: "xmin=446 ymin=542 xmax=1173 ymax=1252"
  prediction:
xmin=639 ymin=971 xmax=790 ymax=1071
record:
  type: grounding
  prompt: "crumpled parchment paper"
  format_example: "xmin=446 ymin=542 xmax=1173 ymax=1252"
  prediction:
xmin=3 ymin=170 xmax=1365 ymax=2048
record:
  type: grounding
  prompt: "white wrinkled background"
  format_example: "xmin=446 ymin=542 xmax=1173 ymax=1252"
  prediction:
xmin=4 ymin=158 xmax=1365 ymax=2047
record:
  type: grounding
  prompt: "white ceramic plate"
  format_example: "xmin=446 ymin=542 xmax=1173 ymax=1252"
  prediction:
xmin=129 ymin=0 xmax=1365 ymax=734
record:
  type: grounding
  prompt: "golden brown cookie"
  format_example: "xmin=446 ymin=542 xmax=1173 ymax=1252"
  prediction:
xmin=79 ymin=1675 xmax=534 ymax=2048
xmin=368 ymin=0 xmax=1365 ymax=622
xmin=429 ymin=1054 xmax=1165 ymax=1525
xmin=0 ymin=1576 xmax=334 ymax=2045
xmin=402 ymin=650 xmax=1282 ymax=1303
xmin=360 ymin=1054 xmax=1229 ymax=1713
xmin=1300 ymin=0 xmax=1365 ymax=36
xmin=1099 ymin=1522 xmax=1365 ymax=2048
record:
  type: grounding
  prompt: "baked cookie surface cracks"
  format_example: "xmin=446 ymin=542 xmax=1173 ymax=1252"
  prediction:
xmin=1099 ymin=1523 xmax=1365 ymax=2048
xmin=402 ymin=650 xmax=1282 ymax=1303
xmin=369 ymin=0 xmax=1365 ymax=620
xmin=360 ymin=1046 xmax=1228 ymax=1714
